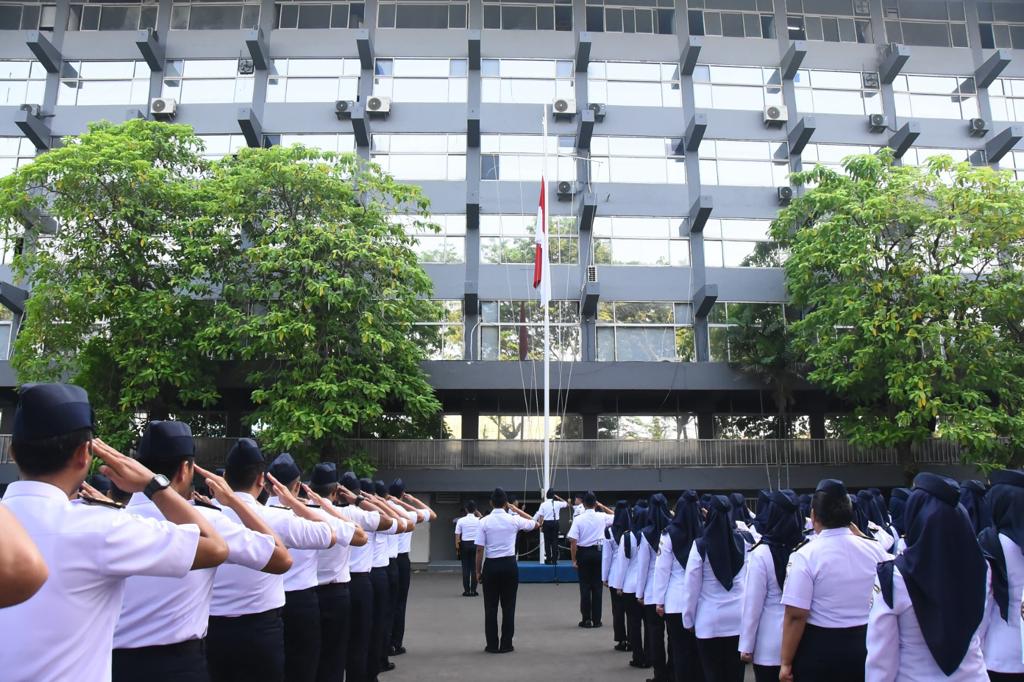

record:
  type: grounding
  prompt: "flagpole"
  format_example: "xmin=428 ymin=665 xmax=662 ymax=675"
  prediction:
xmin=541 ymin=103 xmax=551 ymax=564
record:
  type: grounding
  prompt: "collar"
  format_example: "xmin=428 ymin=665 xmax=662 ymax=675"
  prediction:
xmin=818 ymin=527 xmax=853 ymax=538
xmin=489 ymin=508 xmax=505 ymax=516
xmin=127 ymin=492 xmax=153 ymax=508
xmin=2 ymin=480 xmax=72 ymax=503
xmin=236 ymin=491 xmax=259 ymax=506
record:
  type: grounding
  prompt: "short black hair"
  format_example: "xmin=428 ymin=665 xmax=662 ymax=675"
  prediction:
xmin=491 ymin=488 xmax=507 ymax=508
xmin=143 ymin=456 xmax=193 ymax=481
xmin=465 ymin=499 xmax=477 ymax=513
xmin=312 ymin=481 xmax=338 ymax=498
xmin=812 ymin=490 xmax=853 ymax=529
xmin=12 ymin=428 xmax=93 ymax=477
xmin=583 ymin=491 xmax=597 ymax=507
xmin=226 ymin=463 xmax=263 ymax=491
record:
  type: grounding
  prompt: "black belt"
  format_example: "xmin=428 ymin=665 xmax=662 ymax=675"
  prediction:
xmin=114 ymin=638 xmax=205 ymax=656
xmin=210 ymin=607 xmax=282 ymax=622
xmin=316 ymin=582 xmax=350 ymax=596
xmin=578 ymin=544 xmax=600 ymax=550
xmin=398 ymin=551 xmax=410 ymax=556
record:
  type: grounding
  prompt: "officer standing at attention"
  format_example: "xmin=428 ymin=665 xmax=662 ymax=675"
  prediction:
xmin=476 ymin=487 xmax=541 ymax=653
xmin=0 ymin=383 xmax=229 ymax=682
xmin=113 ymin=421 xmax=294 ymax=682
xmin=534 ymin=489 xmax=569 ymax=564
xmin=779 ymin=479 xmax=891 ymax=682
xmin=456 ymin=500 xmax=482 ymax=596
xmin=364 ymin=478 xmax=412 ymax=679
xmin=568 ymin=491 xmax=615 ymax=628
xmin=207 ymin=439 xmax=337 ymax=682
xmin=386 ymin=480 xmax=436 ymax=656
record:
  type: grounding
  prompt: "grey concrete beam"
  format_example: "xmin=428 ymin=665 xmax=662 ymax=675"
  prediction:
xmin=788 ymin=116 xmax=816 ymax=156
xmin=135 ymin=29 xmax=165 ymax=71
xmin=17 ymin=204 xmax=56 ymax=235
xmin=237 ymin=107 xmax=263 ymax=148
xmin=688 ymin=194 xmax=713 ymax=234
xmin=245 ymin=29 xmax=269 ymax=71
xmin=679 ymin=112 xmax=707 ymax=153
xmin=693 ymin=283 xmax=718 ymax=318
xmin=15 ymin=108 xmax=51 ymax=150
xmin=879 ymin=43 xmax=910 ymax=84
xmin=468 ymin=107 xmax=480 ymax=148
xmin=580 ymin=280 xmax=599 ymax=317
xmin=351 ymin=103 xmax=371 ymax=147
xmin=975 ymin=49 xmax=1011 ymax=90
xmin=25 ymin=31 xmax=61 ymax=73
xmin=986 ymin=125 xmax=1023 ymax=163
xmin=467 ymin=187 xmax=480 ymax=230
xmin=0 ymin=283 xmax=27 ymax=316
xmin=680 ymin=35 xmax=702 ymax=76
xmin=468 ymin=30 xmax=481 ymax=71
xmin=575 ymin=32 xmax=591 ymax=72
xmin=464 ymin=280 xmax=478 ymax=314
xmin=576 ymin=192 xmax=597 ymax=233
xmin=781 ymin=41 xmax=807 ymax=80
xmin=125 ymin=108 xmax=147 ymax=121
xmin=888 ymin=120 xmax=920 ymax=159
xmin=356 ymin=30 xmax=373 ymax=70
xmin=575 ymin=108 xmax=594 ymax=151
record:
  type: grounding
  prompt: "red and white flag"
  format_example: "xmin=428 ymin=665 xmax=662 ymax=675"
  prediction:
xmin=532 ymin=177 xmax=550 ymax=306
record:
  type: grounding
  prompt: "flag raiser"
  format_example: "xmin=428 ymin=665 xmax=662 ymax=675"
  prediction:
xmin=532 ymin=177 xmax=551 ymax=306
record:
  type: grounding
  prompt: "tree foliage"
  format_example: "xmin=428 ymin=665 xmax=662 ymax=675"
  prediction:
xmin=772 ymin=149 xmax=1024 ymax=466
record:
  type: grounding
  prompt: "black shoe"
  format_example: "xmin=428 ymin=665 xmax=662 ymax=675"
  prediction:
xmin=485 ymin=646 xmax=500 ymax=654
xmin=498 ymin=645 xmax=514 ymax=653
xmin=591 ymin=621 xmax=603 ymax=628
xmin=462 ymin=591 xmax=471 ymax=596
xmin=614 ymin=642 xmax=629 ymax=652
xmin=380 ymin=661 xmax=395 ymax=672
xmin=578 ymin=620 xmax=593 ymax=628
xmin=390 ymin=646 xmax=406 ymax=656
xmin=629 ymin=660 xmax=651 ymax=669
xmin=471 ymin=590 xmax=479 ymax=596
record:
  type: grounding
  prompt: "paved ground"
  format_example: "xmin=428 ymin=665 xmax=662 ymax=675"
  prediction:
xmin=387 ymin=571 xmax=756 ymax=682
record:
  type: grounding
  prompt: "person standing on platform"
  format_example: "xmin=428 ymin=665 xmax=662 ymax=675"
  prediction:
xmin=604 ymin=500 xmax=631 ymax=651
xmin=866 ymin=473 xmax=988 ymax=681
xmin=457 ymin=500 xmax=482 ymax=596
xmin=386 ymin=480 xmax=435 ymax=657
xmin=114 ymin=422 xmax=293 ymax=682
xmin=568 ymin=491 xmax=615 ymax=628
xmin=635 ymin=493 xmax=673 ymax=682
xmin=573 ymin=495 xmax=585 ymax=519
xmin=979 ymin=468 xmax=1024 ymax=681
xmin=683 ymin=494 xmax=748 ymax=682
xmin=779 ymin=479 xmax=890 ymax=682
xmin=534 ymin=489 xmax=569 ymax=564
xmin=738 ymin=489 xmax=803 ymax=682
xmin=475 ymin=487 xmax=540 ymax=653
xmin=654 ymin=490 xmax=704 ymax=682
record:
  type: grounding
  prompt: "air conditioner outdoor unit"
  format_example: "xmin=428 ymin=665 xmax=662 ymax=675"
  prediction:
xmin=366 ymin=96 xmax=391 ymax=114
xmin=763 ymin=104 xmax=787 ymax=127
xmin=553 ymin=98 xmax=576 ymax=118
xmin=237 ymin=58 xmax=255 ymax=75
xmin=335 ymin=99 xmax=355 ymax=120
xmin=868 ymin=113 xmax=887 ymax=133
xmin=150 ymin=97 xmax=177 ymax=119
xmin=588 ymin=102 xmax=607 ymax=122
xmin=556 ymin=180 xmax=574 ymax=199
xmin=777 ymin=186 xmax=793 ymax=205
xmin=862 ymin=71 xmax=880 ymax=89
xmin=968 ymin=117 xmax=988 ymax=137
xmin=586 ymin=264 xmax=598 ymax=283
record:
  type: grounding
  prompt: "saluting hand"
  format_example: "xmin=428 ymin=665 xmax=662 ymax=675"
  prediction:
xmin=194 ymin=465 xmax=237 ymax=505
xmin=79 ymin=480 xmax=114 ymax=504
xmin=266 ymin=473 xmax=298 ymax=506
xmin=91 ymin=438 xmax=158 ymax=493
xmin=337 ymin=485 xmax=358 ymax=504
xmin=192 ymin=490 xmax=216 ymax=507
xmin=302 ymin=484 xmax=332 ymax=511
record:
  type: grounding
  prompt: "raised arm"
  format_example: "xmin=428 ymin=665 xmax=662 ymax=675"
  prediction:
xmin=0 ymin=506 xmax=48 ymax=607
xmin=402 ymin=492 xmax=437 ymax=522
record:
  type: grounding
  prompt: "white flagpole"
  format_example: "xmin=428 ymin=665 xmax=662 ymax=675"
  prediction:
xmin=541 ymin=104 xmax=551 ymax=564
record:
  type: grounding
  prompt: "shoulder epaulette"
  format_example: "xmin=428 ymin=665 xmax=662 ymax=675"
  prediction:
xmin=79 ymin=496 xmax=124 ymax=510
xmin=192 ymin=499 xmax=221 ymax=511
xmin=269 ymin=504 xmax=291 ymax=510
xmin=793 ymin=538 xmax=810 ymax=551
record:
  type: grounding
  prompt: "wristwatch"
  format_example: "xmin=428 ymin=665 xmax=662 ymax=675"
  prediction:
xmin=144 ymin=474 xmax=171 ymax=500
xmin=354 ymin=495 xmax=366 ymax=507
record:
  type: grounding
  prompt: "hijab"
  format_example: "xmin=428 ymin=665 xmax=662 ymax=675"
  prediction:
xmin=728 ymin=492 xmax=751 ymax=527
xmin=852 ymin=492 xmax=875 ymax=538
xmin=696 ymin=494 xmax=746 ymax=590
xmin=751 ymin=489 xmax=771 ymax=533
xmin=642 ymin=493 xmax=672 ymax=552
xmin=756 ymin=489 xmax=803 ymax=589
xmin=798 ymin=493 xmax=811 ymax=521
xmin=889 ymin=488 xmax=911 ymax=536
xmin=858 ymin=489 xmax=893 ymax=538
xmin=958 ymin=480 xmax=987 ymax=534
xmin=884 ymin=473 xmax=986 ymax=676
xmin=606 ymin=500 xmax=630 ymax=543
xmin=668 ymin=490 xmax=702 ymax=568
xmin=624 ymin=505 xmax=648 ymax=559
xmin=979 ymin=469 xmax=1024 ymax=621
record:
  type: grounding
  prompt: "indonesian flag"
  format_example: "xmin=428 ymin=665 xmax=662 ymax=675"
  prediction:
xmin=532 ymin=177 xmax=551 ymax=306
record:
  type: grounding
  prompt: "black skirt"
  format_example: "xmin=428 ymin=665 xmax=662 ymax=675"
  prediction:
xmin=793 ymin=623 xmax=868 ymax=682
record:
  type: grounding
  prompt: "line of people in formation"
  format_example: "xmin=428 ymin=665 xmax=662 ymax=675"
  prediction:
xmin=455 ymin=476 xmax=1024 ymax=682
xmin=0 ymin=382 xmax=437 ymax=682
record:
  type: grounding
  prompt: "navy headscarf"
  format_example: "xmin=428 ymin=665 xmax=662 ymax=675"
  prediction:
xmin=668 ymin=490 xmax=702 ymax=568
xmin=696 ymin=495 xmax=746 ymax=590
xmin=728 ymin=492 xmax=751 ymax=527
xmin=642 ymin=493 xmax=672 ymax=552
xmin=757 ymin=489 xmax=803 ymax=589
xmin=889 ymin=488 xmax=911 ymax=536
xmin=751 ymin=489 xmax=771 ymax=533
xmin=624 ymin=505 xmax=649 ymax=559
xmin=798 ymin=494 xmax=811 ymax=521
xmin=852 ymin=492 xmax=875 ymax=538
xmin=959 ymin=480 xmax=987 ymax=534
xmin=979 ymin=469 xmax=1024 ymax=621
xmin=699 ymin=493 xmax=712 ymax=514
xmin=606 ymin=500 xmax=630 ymax=543
xmin=881 ymin=473 xmax=986 ymax=676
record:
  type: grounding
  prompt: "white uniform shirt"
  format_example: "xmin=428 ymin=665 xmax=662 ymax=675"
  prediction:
xmin=618 ymin=534 xmax=645 ymax=595
xmin=634 ymin=534 xmax=660 ymax=604
xmin=981 ymin=534 xmax=1024 ymax=673
xmin=682 ymin=541 xmax=747 ymax=638
xmin=534 ymin=499 xmax=567 ymax=522
xmin=866 ymin=565 xmax=988 ymax=681
xmin=388 ymin=503 xmax=425 ymax=556
xmin=371 ymin=518 xmax=399 ymax=568
xmin=567 ymin=508 xmax=614 ymax=548
xmin=652 ymin=533 xmax=688 ymax=614
xmin=601 ymin=531 xmax=618 ymax=582
xmin=114 ymin=494 xmax=276 ymax=649
xmin=738 ymin=544 xmax=786 ymax=666
xmin=351 ymin=515 xmax=394 ymax=573
xmin=210 ymin=493 xmax=332 ymax=616
xmin=268 ymin=498 xmax=344 ymax=593
xmin=477 ymin=508 xmax=535 ymax=559
xmin=317 ymin=506 xmax=378 ymax=585
xmin=781 ymin=526 xmax=890 ymax=628
xmin=455 ymin=514 xmax=480 ymax=543
xmin=0 ymin=481 xmax=200 ymax=682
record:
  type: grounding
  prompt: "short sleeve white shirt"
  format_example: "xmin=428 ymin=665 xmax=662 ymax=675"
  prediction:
xmin=566 ymin=509 xmax=614 ymax=548
xmin=534 ymin=499 xmax=567 ymax=522
xmin=477 ymin=508 xmax=535 ymax=559
xmin=455 ymin=514 xmax=480 ymax=543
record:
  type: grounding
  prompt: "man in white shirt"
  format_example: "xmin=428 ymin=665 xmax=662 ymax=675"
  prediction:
xmin=475 ymin=487 xmax=540 ymax=653
xmin=534 ymin=489 xmax=569 ymax=564
xmin=456 ymin=500 xmax=482 ymax=596
xmin=385 ymin=479 xmax=435 ymax=656
xmin=567 ymin=491 xmax=615 ymax=628
xmin=0 ymin=383 xmax=229 ymax=682
xmin=113 ymin=420 xmax=293 ymax=682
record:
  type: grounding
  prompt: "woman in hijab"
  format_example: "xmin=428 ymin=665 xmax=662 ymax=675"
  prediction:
xmin=728 ymin=492 xmax=753 ymax=527
xmin=610 ymin=504 xmax=650 ymax=669
xmin=739 ymin=490 xmax=804 ymax=682
xmin=888 ymin=488 xmax=910 ymax=537
xmin=979 ymin=469 xmax=1024 ymax=680
xmin=654 ymin=491 xmax=704 ymax=682
xmin=751 ymin=490 xmax=771 ymax=535
xmin=603 ymin=500 xmax=631 ymax=652
xmin=852 ymin=491 xmax=878 ymax=541
xmin=798 ymin=494 xmax=812 ymax=531
xmin=635 ymin=493 xmax=673 ymax=682
xmin=866 ymin=473 xmax=988 ymax=681
xmin=682 ymin=494 xmax=747 ymax=682
xmin=958 ymin=480 xmax=987 ymax=535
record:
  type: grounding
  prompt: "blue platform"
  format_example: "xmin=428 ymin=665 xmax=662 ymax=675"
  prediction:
xmin=518 ymin=561 xmax=578 ymax=583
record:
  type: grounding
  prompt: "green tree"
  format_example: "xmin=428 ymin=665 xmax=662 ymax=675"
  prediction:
xmin=201 ymin=144 xmax=443 ymax=465
xmin=0 ymin=120 xmax=229 ymax=449
xmin=772 ymin=149 xmax=1024 ymax=466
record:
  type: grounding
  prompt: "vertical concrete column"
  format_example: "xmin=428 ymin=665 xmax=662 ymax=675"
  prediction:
xmin=355 ymin=0 xmax=379 ymax=161
xmin=464 ymin=23 xmax=482 ymax=360
xmin=41 ymin=0 xmax=71 ymax=114
xmin=148 ymin=0 xmax=174 ymax=100
xmin=868 ymin=0 xmax=899 ymax=139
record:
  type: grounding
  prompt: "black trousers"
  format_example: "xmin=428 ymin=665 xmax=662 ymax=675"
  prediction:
xmin=382 ymin=559 xmax=399 ymax=662
xmin=624 ymin=593 xmax=646 ymax=666
xmin=989 ymin=674 xmax=1024 ymax=681
xmin=283 ymin=587 xmax=321 ymax=682
xmin=610 ymin=585 xmax=627 ymax=643
xmin=696 ymin=635 xmax=744 ymax=682
xmin=315 ymin=582 xmax=350 ymax=682
xmin=576 ymin=545 xmax=603 ymax=623
xmin=643 ymin=604 xmax=668 ymax=682
xmin=482 ymin=556 xmax=519 ymax=650
xmin=112 ymin=639 xmax=209 ymax=682
xmin=542 ymin=520 xmax=560 ymax=563
xmin=666 ymin=613 xmax=703 ymax=682
xmin=207 ymin=609 xmax=284 ymax=682
xmin=392 ymin=552 xmax=412 ymax=649
xmin=754 ymin=664 xmax=781 ymax=682
xmin=792 ymin=623 xmax=867 ymax=682
xmin=460 ymin=541 xmax=478 ymax=593
xmin=346 ymin=572 xmax=374 ymax=682
xmin=368 ymin=566 xmax=390 ymax=677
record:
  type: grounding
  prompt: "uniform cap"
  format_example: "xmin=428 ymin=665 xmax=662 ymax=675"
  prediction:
xmin=815 ymin=478 xmax=847 ymax=498
xmin=226 ymin=438 xmax=264 ymax=469
xmin=268 ymin=453 xmax=301 ymax=484
xmin=389 ymin=478 xmax=406 ymax=497
xmin=990 ymin=468 xmax=1024 ymax=488
xmin=340 ymin=471 xmax=359 ymax=491
xmin=359 ymin=478 xmax=374 ymax=494
xmin=137 ymin=420 xmax=194 ymax=464
xmin=311 ymin=462 xmax=338 ymax=486
xmin=912 ymin=472 xmax=959 ymax=506
xmin=13 ymin=383 xmax=94 ymax=442
xmin=374 ymin=480 xmax=387 ymax=497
